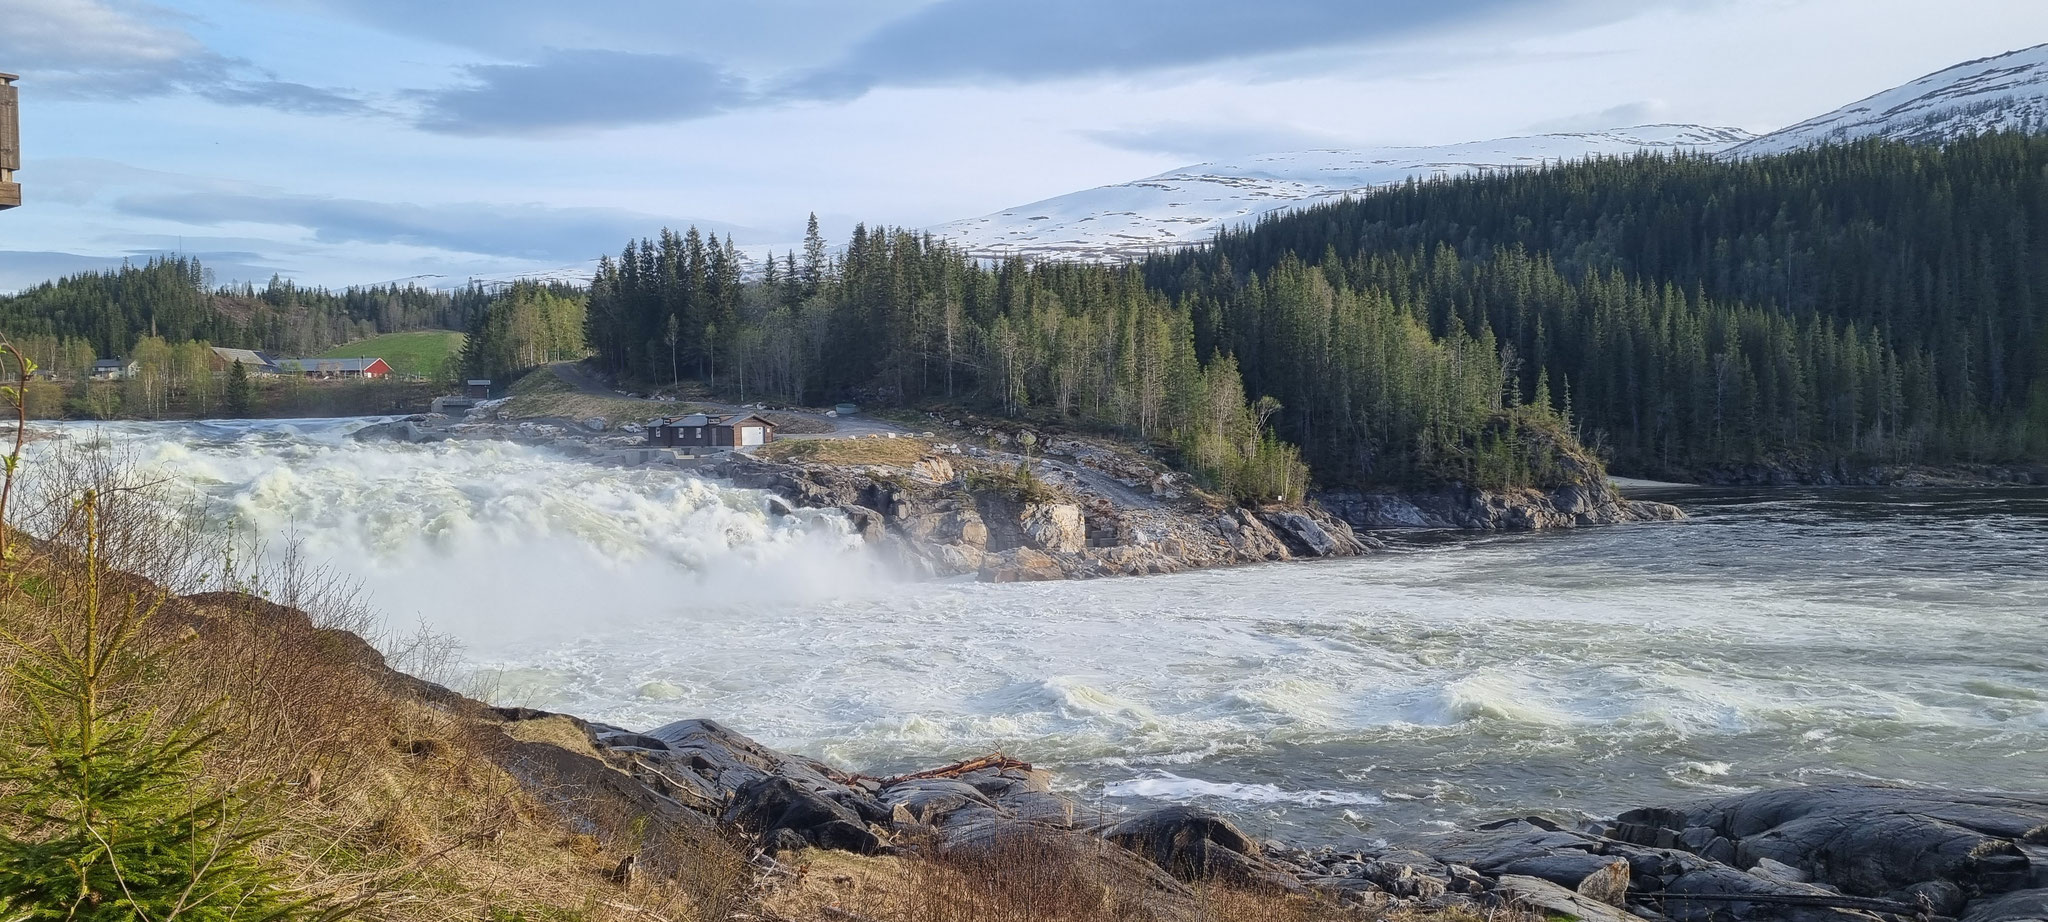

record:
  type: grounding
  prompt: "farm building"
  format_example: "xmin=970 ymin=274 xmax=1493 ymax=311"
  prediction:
xmin=282 ymin=357 xmax=390 ymax=379
xmin=209 ymin=347 xmax=283 ymax=376
xmin=91 ymin=358 xmax=138 ymax=381
xmin=646 ymin=412 xmax=776 ymax=451
xmin=465 ymin=379 xmax=492 ymax=398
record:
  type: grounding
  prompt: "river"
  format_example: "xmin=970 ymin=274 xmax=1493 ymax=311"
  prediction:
xmin=33 ymin=418 xmax=2048 ymax=845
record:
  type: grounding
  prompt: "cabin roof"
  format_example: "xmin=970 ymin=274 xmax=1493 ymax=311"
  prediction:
xmin=658 ymin=412 xmax=775 ymax=429
xmin=281 ymin=357 xmax=385 ymax=372
xmin=209 ymin=347 xmax=280 ymax=368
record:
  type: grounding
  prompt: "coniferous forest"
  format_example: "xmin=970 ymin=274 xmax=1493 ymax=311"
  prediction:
xmin=1159 ymin=133 xmax=2048 ymax=476
xmin=584 ymin=134 xmax=2048 ymax=492
xmin=5 ymin=135 xmax=2044 ymax=492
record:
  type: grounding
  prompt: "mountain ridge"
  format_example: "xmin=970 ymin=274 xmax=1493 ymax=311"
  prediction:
xmin=1726 ymin=42 xmax=2048 ymax=157
xmin=929 ymin=125 xmax=1755 ymax=262
xmin=932 ymin=44 xmax=2048 ymax=263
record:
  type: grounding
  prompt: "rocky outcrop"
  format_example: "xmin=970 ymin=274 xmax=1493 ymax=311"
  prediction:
xmin=1606 ymin=786 xmax=2048 ymax=916
xmin=478 ymin=691 xmax=2048 ymax=922
xmin=1319 ymin=478 xmax=1683 ymax=531
xmin=1683 ymin=460 xmax=2047 ymax=487
xmin=718 ymin=452 xmax=1375 ymax=582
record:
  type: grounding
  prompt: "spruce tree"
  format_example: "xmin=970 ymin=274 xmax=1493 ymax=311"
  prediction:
xmin=224 ymin=360 xmax=252 ymax=418
xmin=0 ymin=492 xmax=309 ymax=921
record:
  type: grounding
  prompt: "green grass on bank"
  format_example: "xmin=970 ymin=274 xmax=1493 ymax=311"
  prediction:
xmin=313 ymin=330 xmax=465 ymax=378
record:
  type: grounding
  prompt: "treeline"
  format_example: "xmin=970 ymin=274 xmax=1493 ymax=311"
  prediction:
xmin=0 ymin=256 xmax=489 ymax=360
xmin=458 ymin=281 xmax=589 ymax=383
xmin=1155 ymin=133 xmax=2048 ymax=471
xmin=585 ymin=219 xmax=1565 ymax=499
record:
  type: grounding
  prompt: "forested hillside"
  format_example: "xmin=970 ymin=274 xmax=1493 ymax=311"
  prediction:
xmin=1152 ymin=133 xmax=2048 ymax=475
xmin=586 ymin=134 xmax=2047 ymax=492
xmin=0 ymin=257 xmax=489 ymax=376
xmin=586 ymin=219 xmax=1548 ymax=499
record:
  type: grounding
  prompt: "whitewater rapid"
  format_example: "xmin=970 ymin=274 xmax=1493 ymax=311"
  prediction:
xmin=33 ymin=419 xmax=2048 ymax=842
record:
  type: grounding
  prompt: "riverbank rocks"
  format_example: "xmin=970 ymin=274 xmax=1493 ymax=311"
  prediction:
xmin=1607 ymin=786 xmax=2048 ymax=915
xmin=1257 ymin=509 xmax=1366 ymax=557
xmin=978 ymin=547 xmax=1066 ymax=582
xmin=1021 ymin=502 xmax=1086 ymax=553
xmin=491 ymin=705 xmax=2048 ymax=922
xmin=1318 ymin=478 xmax=1683 ymax=531
xmin=718 ymin=449 xmax=1373 ymax=582
xmin=1102 ymin=805 xmax=1304 ymax=891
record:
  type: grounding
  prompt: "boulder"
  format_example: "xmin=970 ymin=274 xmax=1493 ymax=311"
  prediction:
xmin=1962 ymin=890 xmax=2048 ymax=922
xmin=724 ymin=775 xmax=879 ymax=855
xmin=1259 ymin=510 xmax=1340 ymax=557
xmin=838 ymin=504 xmax=887 ymax=542
xmin=1497 ymin=875 xmax=1657 ymax=922
xmin=1612 ymin=786 xmax=2048 ymax=900
xmin=911 ymin=455 xmax=956 ymax=482
xmin=1214 ymin=509 xmax=1290 ymax=561
xmin=1021 ymin=503 xmax=1086 ymax=553
xmin=1102 ymin=805 xmax=1298 ymax=890
xmin=978 ymin=547 xmax=1067 ymax=583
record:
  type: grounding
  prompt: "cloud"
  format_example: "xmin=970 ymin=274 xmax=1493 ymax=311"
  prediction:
xmin=413 ymin=50 xmax=747 ymax=135
xmin=278 ymin=0 xmax=924 ymax=68
xmin=112 ymin=190 xmax=755 ymax=260
xmin=1525 ymin=100 xmax=1674 ymax=133
xmin=1080 ymin=122 xmax=1353 ymax=160
xmin=780 ymin=0 xmax=1526 ymax=98
xmin=199 ymin=79 xmax=369 ymax=115
xmin=0 ymin=0 xmax=365 ymax=114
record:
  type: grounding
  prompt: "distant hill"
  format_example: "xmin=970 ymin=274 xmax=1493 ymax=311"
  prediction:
xmin=1727 ymin=43 xmax=2048 ymax=157
xmin=932 ymin=43 xmax=2048 ymax=264
xmin=313 ymin=330 xmax=465 ymax=379
xmin=928 ymin=125 xmax=1754 ymax=262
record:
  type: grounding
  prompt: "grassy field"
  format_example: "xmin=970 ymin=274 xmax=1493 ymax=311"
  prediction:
xmin=758 ymin=435 xmax=933 ymax=466
xmin=313 ymin=330 xmax=465 ymax=378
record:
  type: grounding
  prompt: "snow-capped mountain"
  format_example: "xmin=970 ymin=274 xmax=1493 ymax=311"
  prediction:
xmin=1727 ymin=43 xmax=2048 ymax=157
xmin=929 ymin=125 xmax=1755 ymax=261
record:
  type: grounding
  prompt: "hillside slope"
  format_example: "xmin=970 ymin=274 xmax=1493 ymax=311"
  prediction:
xmin=930 ymin=125 xmax=1754 ymax=262
xmin=1728 ymin=43 xmax=2048 ymax=157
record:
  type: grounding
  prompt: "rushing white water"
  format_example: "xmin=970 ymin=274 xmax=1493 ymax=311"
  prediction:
xmin=34 ymin=419 xmax=2048 ymax=843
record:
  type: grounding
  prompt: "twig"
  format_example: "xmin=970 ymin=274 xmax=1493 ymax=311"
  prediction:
xmin=882 ymin=752 xmax=1034 ymax=785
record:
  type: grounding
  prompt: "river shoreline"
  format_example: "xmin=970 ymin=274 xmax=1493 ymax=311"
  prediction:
xmin=27 ymin=416 xmax=2046 ymax=921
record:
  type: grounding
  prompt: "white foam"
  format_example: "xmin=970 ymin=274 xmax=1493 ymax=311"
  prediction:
xmin=1104 ymin=771 xmax=1382 ymax=807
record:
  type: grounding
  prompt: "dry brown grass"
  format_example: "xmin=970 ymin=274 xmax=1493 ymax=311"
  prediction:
xmin=759 ymin=832 xmax=1368 ymax=922
xmin=757 ymin=437 xmax=934 ymax=468
xmin=501 ymin=366 xmax=692 ymax=424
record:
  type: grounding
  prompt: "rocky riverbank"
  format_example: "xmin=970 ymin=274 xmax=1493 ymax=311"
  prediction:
xmin=717 ymin=447 xmax=1375 ymax=582
xmin=1672 ymin=459 xmax=2047 ymax=488
xmin=354 ymin=409 xmax=1686 ymax=581
xmin=498 ymin=701 xmax=2048 ymax=922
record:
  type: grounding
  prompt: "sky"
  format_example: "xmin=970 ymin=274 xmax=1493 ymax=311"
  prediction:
xmin=1 ymin=0 xmax=2046 ymax=291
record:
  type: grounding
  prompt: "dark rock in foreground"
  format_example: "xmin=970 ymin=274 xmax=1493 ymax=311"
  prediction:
xmin=530 ymin=709 xmax=2044 ymax=922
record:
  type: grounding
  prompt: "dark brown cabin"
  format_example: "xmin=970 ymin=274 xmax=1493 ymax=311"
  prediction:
xmin=646 ymin=412 xmax=776 ymax=451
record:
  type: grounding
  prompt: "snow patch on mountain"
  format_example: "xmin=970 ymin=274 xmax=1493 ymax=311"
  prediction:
xmin=1727 ymin=43 xmax=2048 ymax=157
xmin=930 ymin=125 xmax=1755 ymax=262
